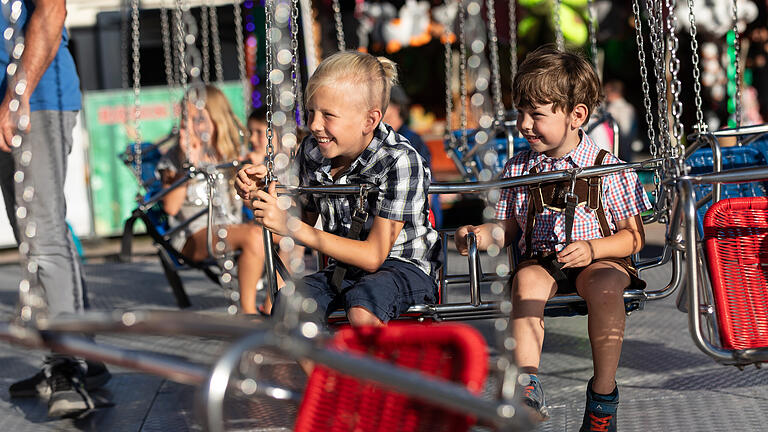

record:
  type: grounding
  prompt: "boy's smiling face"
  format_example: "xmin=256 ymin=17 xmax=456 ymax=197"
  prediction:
xmin=516 ymin=102 xmax=588 ymax=158
xmin=306 ymin=83 xmax=380 ymax=167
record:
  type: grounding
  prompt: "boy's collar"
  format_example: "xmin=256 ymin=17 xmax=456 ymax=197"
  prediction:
xmin=311 ymin=122 xmax=388 ymax=176
xmin=531 ymin=129 xmax=593 ymax=167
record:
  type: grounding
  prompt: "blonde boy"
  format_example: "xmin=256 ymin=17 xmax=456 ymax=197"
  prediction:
xmin=454 ymin=47 xmax=650 ymax=432
xmin=236 ymin=51 xmax=440 ymax=327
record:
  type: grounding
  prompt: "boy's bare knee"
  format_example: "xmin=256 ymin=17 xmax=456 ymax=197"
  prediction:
xmin=347 ymin=306 xmax=385 ymax=327
xmin=513 ymin=265 xmax=557 ymax=300
xmin=576 ymin=262 xmax=629 ymax=300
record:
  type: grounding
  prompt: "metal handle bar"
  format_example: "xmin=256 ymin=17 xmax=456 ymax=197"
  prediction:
xmin=684 ymin=133 xmax=722 ymax=202
xmin=681 ymin=165 xmax=768 ymax=185
xmin=709 ymin=123 xmax=768 ymax=138
xmin=466 ymin=232 xmax=481 ymax=306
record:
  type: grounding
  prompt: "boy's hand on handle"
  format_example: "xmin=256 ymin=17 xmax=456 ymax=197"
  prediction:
xmin=557 ymin=240 xmax=594 ymax=269
xmin=454 ymin=225 xmax=481 ymax=256
xmin=235 ymin=164 xmax=267 ymax=203
xmin=251 ymin=181 xmax=288 ymax=235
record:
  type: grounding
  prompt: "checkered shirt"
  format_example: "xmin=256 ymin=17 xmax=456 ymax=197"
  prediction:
xmin=296 ymin=122 xmax=442 ymax=279
xmin=494 ymin=130 xmax=651 ymax=255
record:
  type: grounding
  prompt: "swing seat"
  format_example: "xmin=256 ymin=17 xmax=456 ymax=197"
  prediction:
xmin=445 ymin=128 xmax=529 ymax=181
xmin=685 ymin=146 xmax=768 ymax=235
xmin=119 ymin=142 xmax=238 ymax=308
xmin=703 ymin=197 xmax=768 ymax=352
xmin=295 ymin=322 xmax=488 ymax=432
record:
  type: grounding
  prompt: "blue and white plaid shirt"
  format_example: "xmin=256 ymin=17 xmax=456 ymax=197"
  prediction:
xmin=296 ymin=122 xmax=442 ymax=279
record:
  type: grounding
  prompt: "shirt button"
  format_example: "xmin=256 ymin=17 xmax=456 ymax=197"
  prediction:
xmin=343 ymin=216 xmax=350 ymax=224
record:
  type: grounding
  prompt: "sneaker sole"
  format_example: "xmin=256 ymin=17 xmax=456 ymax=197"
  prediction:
xmin=10 ymin=371 xmax=112 ymax=399
xmin=48 ymin=393 xmax=89 ymax=418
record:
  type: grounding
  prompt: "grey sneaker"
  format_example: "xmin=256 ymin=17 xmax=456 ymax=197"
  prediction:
xmin=9 ymin=360 xmax=111 ymax=399
xmin=46 ymin=360 xmax=95 ymax=418
xmin=521 ymin=374 xmax=550 ymax=419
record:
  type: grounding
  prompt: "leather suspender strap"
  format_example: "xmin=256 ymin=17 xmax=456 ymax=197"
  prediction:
xmin=524 ymin=165 xmax=540 ymax=258
xmin=330 ymin=190 xmax=378 ymax=293
xmin=592 ymin=150 xmax=612 ymax=238
xmin=528 ymin=166 xmax=544 ymax=213
xmin=564 ymin=191 xmax=578 ymax=245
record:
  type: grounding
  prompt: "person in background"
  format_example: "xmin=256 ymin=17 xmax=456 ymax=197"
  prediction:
xmin=0 ymin=0 xmax=111 ymax=419
xmin=383 ymin=85 xmax=442 ymax=228
xmin=603 ymin=80 xmax=638 ymax=161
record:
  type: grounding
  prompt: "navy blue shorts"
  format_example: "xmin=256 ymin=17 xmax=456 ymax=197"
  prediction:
xmin=272 ymin=258 xmax=437 ymax=323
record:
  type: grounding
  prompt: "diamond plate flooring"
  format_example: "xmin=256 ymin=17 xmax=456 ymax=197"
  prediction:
xmin=0 ymin=240 xmax=767 ymax=431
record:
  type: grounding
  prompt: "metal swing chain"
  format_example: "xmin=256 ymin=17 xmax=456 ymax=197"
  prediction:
xmin=458 ymin=0 xmax=468 ymax=149
xmin=160 ymin=4 xmax=176 ymax=89
xmin=508 ymin=1 xmax=517 ymax=109
xmin=632 ymin=0 xmax=657 ymax=159
xmin=687 ymin=0 xmax=707 ymax=133
xmin=5 ymin=0 xmax=41 ymax=322
xmin=443 ymin=7 xmax=456 ymax=149
xmin=332 ymin=0 xmax=345 ymax=51
xmin=486 ymin=0 xmax=504 ymax=126
xmin=290 ymin=0 xmax=302 ymax=126
xmin=265 ymin=0 xmax=276 ymax=182
xmin=233 ymin=0 xmax=248 ymax=114
xmin=174 ymin=0 xmax=188 ymax=88
xmin=587 ymin=0 xmax=598 ymax=71
xmin=731 ymin=0 xmax=742 ymax=130
xmin=200 ymin=1 xmax=211 ymax=84
xmin=553 ymin=0 xmax=564 ymax=51
xmin=644 ymin=0 xmax=669 ymax=156
xmin=665 ymin=0 xmax=684 ymax=161
xmin=171 ymin=6 xmax=183 ymax=87
xmin=120 ymin=0 xmax=130 ymax=90
xmin=131 ymin=0 xmax=143 ymax=186
xmin=210 ymin=3 xmax=224 ymax=83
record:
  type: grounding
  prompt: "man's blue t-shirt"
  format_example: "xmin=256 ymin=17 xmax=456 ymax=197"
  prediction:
xmin=0 ymin=0 xmax=81 ymax=111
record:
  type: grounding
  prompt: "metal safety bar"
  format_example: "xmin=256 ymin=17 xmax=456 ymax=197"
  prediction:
xmin=684 ymin=133 xmax=723 ymax=203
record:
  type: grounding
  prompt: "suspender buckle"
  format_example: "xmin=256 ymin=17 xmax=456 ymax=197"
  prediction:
xmin=564 ymin=167 xmax=582 ymax=205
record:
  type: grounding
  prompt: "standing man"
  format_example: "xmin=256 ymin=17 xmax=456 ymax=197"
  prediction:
xmin=0 ymin=0 xmax=109 ymax=418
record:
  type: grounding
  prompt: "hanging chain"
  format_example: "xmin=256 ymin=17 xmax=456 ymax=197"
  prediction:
xmin=587 ymin=0 xmax=598 ymax=71
xmin=458 ymin=0 xmax=468 ymax=148
xmin=131 ymin=0 xmax=143 ymax=186
xmin=553 ymin=0 xmax=564 ymax=51
xmin=508 ymin=0 xmax=517 ymax=110
xmin=332 ymin=0 xmax=345 ymax=51
xmin=731 ymin=0 xmax=742 ymax=129
xmin=645 ymin=0 xmax=669 ymax=155
xmin=290 ymin=0 xmax=302 ymax=125
xmin=443 ymin=12 xmax=455 ymax=148
xmin=233 ymin=0 xmax=248 ymax=115
xmin=486 ymin=0 xmax=504 ymax=126
xmin=265 ymin=0 xmax=276 ymax=181
xmin=160 ymin=4 xmax=175 ymax=88
xmin=632 ymin=0 xmax=657 ymax=159
xmin=687 ymin=0 xmax=706 ymax=133
xmin=120 ymin=0 xmax=130 ymax=90
xmin=5 ymin=0 xmax=42 ymax=323
xmin=200 ymin=2 xmax=211 ymax=84
xmin=210 ymin=4 xmax=224 ymax=83
xmin=174 ymin=0 xmax=188 ymax=88
xmin=665 ymin=0 xmax=684 ymax=160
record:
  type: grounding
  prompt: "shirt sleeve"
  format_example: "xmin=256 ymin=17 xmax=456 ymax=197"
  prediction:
xmin=494 ymin=154 xmax=526 ymax=220
xmin=603 ymin=167 xmax=652 ymax=223
xmin=295 ymin=139 xmax=318 ymax=213
xmin=376 ymin=149 xmax=429 ymax=222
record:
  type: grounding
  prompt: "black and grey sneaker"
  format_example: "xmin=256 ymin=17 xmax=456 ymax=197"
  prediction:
xmin=46 ymin=360 xmax=95 ymax=418
xmin=9 ymin=360 xmax=111 ymax=399
xmin=520 ymin=373 xmax=550 ymax=420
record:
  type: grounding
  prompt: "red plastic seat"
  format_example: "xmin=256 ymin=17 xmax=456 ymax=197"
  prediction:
xmin=703 ymin=197 xmax=768 ymax=350
xmin=294 ymin=323 xmax=488 ymax=432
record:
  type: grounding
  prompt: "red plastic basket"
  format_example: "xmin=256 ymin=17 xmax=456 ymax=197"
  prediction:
xmin=294 ymin=323 xmax=488 ymax=432
xmin=703 ymin=197 xmax=768 ymax=350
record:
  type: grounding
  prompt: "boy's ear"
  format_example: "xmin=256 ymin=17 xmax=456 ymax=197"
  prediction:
xmin=363 ymin=108 xmax=383 ymax=134
xmin=570 ymin=103 xmax=589 ymax=128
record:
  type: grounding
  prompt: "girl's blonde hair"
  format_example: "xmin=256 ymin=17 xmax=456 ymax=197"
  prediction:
xmin=191 ymin=85 xmax=245 ymax=161
xmin=306 ymin=51 xmax=398 ymax=113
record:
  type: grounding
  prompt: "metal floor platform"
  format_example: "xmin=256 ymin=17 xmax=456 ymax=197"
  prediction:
xmin=1 ymin=245 xmax=767 ymax=431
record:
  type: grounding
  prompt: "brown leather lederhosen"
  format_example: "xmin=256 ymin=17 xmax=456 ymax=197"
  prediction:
xmin=515 ymin=149 xmax=645 ymax=294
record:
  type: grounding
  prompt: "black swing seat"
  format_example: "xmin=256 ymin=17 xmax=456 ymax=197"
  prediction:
xmin=119 ymin=141 xmax=241 ymax=309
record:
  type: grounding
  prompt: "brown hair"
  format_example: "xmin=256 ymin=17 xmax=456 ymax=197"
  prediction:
xmin=305 ymin=51 xmax=398 ymax=113
xmin=202 ymin=85 xmax=245 ymax=161
xmin=512 ymin=46 xmax=602 ymax=117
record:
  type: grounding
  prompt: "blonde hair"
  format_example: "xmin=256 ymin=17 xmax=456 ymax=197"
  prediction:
xmin=184 ymin=85 xmax=245 ymax=161
xmin=305 ymin=51 xmax=398 ymax=113
xmin=513 ymin=46 xmax=602 ymax=118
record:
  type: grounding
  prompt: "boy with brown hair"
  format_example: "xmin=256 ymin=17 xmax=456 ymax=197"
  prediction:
xmin=455 ymin=46 xmax=650 ymax=432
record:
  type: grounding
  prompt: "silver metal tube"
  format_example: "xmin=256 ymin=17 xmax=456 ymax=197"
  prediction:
xmin=679 ymin=180 xmax=735 ymax=363
xmin=611 ymin=115 xmax=620 ymax=156
xmin=163 ymin=208 xmax=208 ymax=240
xmin=140 ymin=170 xmax=196 ymax=211
xmin=466 ymin=232 xmax=481 ymax=306
xmin=645 ymin=248 xmax=684 ymax=301
xmin=263 ymin=228 xmax=278 ymax=306
xmin=710 ymin=123 xmax=768 ymax=137
xmin=684 ymin=166 xmax=768 ymax=185
xmin=444 ymin=273 xmax=509 ymax=284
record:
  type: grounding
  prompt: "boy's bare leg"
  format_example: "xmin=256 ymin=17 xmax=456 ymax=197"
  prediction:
xmin=575 ymin=261 xmax=629 ymax=394
xmin=511 ymin=265 xmax=558 ymax=374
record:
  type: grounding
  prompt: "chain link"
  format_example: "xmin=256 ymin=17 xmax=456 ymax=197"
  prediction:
xmin=443 ymin=13 xmax=455 ymax=147
xmin=265 ymin=0 xmax=276 ymax=181
xmin=131 ymin=0 xmax=143 ymax=185
xmin=174 ymin=0 xmax=188 ymax=88
xmin=587 ymin=0 xmax=598 ymax=71
xmin=508 ymin=0 xmax=517 ymax=110
xmin=665 ymin=0 xmax=684 ymax=160
xmin=233 ymin=1 xmax=248 ymax=114
xmin=200 ymin=2 xmax=211 ymax=84
xmin=332 ymin=0 xmax=345 ymax=51
xmin=458 ymin=0 xmax=468 ymax=148
xmin=553 ymin=0 xmax=564 ymax=51
xmin=731 ymin=0 xmax=742 ymax=130
xmin=485 ymin=0 xmax=504 ymax=126
xmin=210 ymin=4 xmax=224 ymax=83
xmin=644 ymin=0 xmax=669 ymax=156
xmin=687 ymin=0 xmax=706 ymax=133
xmin=160 ymin=4 xmax=175 ymax=88
xmin=291 ymin=0 xmax=302 ymax=125
xmin=632 ymin=0 xmax=656 ymax=158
